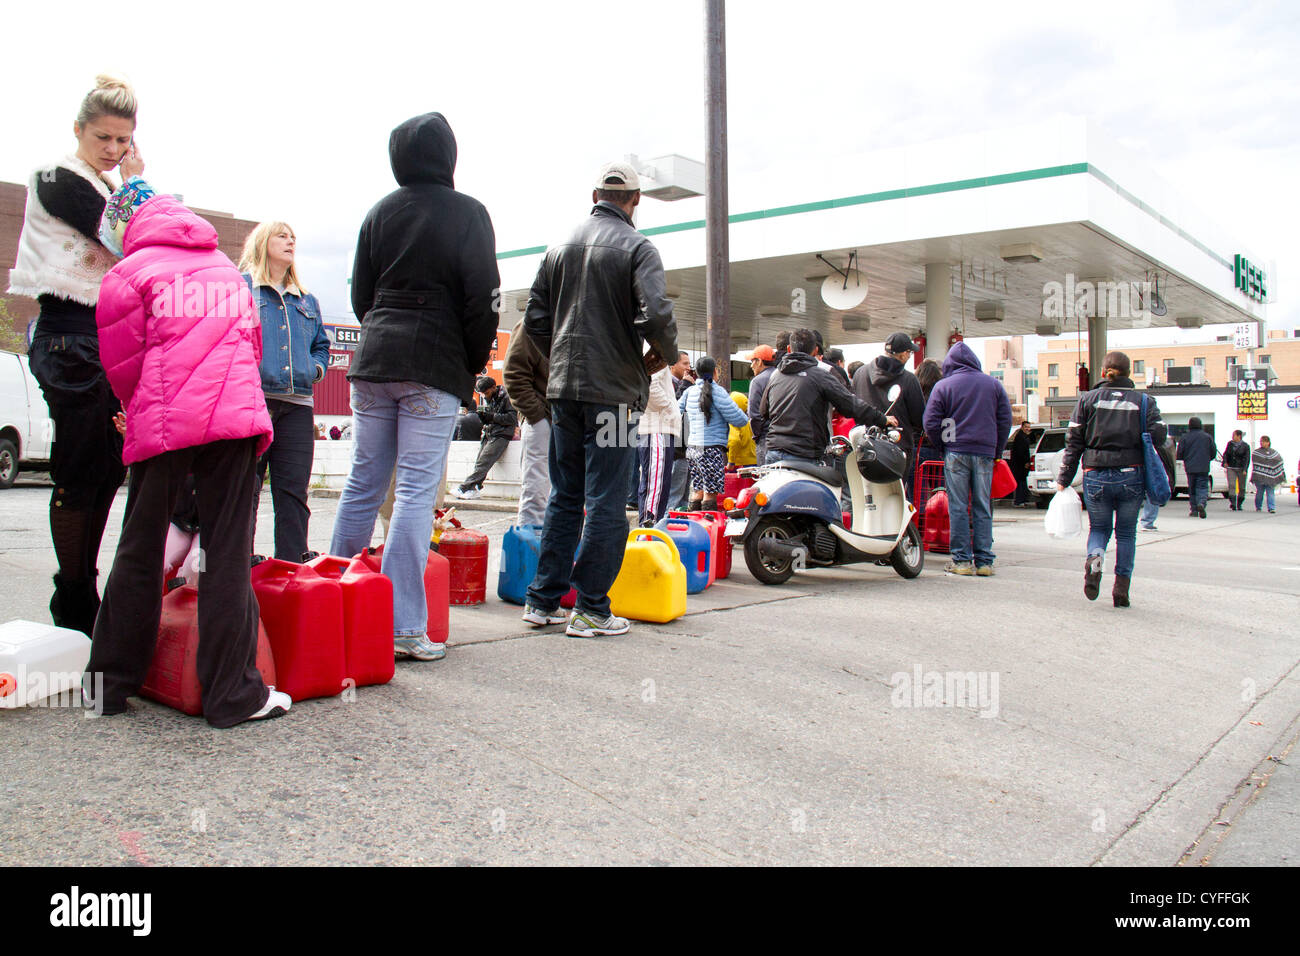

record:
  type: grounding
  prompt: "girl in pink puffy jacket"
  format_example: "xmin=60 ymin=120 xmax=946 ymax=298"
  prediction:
xmin=85 ymin=178 xmax=290 ymax=727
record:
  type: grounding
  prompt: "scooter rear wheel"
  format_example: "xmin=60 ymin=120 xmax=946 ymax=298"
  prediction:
xmin=890 ymin=523 xmax=924 ymax=579
xmin=743 ymin=516 xmax=798 ymax=585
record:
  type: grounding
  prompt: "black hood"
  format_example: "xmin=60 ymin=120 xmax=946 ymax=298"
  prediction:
xmin=869 ymin=354 xmax=905 ymax=387
xmin=777 ymin=351 xmax=818 ymax=375
xmin=389 ymin=112 xmax=457 ymax=188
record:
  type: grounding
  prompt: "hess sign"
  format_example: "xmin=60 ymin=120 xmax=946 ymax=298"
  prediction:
xmin=1236 ymin=368 xmax=1268 ymax=421
xmin=1234 ymin=255 xmax=1267 ymax=303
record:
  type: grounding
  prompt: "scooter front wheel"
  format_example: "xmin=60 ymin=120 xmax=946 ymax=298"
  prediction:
xmin=743 ymin=516 xmax=798 ymax=585
xmin=890 ymin=523 xmax=924 ymax=579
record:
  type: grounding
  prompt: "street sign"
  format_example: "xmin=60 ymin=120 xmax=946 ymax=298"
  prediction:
xmin=1233 ymin=322 xmax=1259 ymax=350
xmin=1236 ymin=368 xmax=1268 ymax=420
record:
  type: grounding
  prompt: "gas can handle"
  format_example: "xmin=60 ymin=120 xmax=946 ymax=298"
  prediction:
xmin=627 ymin=527 xmax=681 ymax=561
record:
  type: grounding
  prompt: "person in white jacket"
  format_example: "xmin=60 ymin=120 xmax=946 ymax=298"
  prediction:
xmin=636 ymin=363 xmax=681 ymax=526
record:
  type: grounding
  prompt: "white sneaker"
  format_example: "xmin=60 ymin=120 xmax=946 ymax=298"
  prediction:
xmin=246 ymin=688 xmax=291 ymax=721
xmin=566 ymin=610 xmax=630 ymax=638
xmin=454 ymin=487 xmax=482 ymax=500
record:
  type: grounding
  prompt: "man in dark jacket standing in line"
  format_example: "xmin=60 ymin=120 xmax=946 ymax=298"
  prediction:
xmin=854 ymin=332 xmax=925 ymax=501
xmin=1222 ymin=429 xmax=1251 ymax=511
xmin=522 ymin=162 xmax=678 ymax=638
xmin=503 ymin=320 xmax=551 ymax=527
xmin=756 ymin=328 xmax=891 ymax=464
xmin=922 ymin=342 xmax=1012 ymax=576
xmin=453 ymin=376 xmax=516 ymax=499
xmin=331 ymin=111 xmax=499 ymax=662
xmin=1176 ymin=417 xmax=1217 ymax=518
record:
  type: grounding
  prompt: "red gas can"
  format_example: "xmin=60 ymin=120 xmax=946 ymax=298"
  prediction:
xmin=923 ymin=489 xmax=951 ymax=554
xmin=356 ymin=545 xmax=450 ymax=644
xmin=249 ymin=558 xmax=347 ymax=701
xmin=668 ymin=510 xmax=731 ymax=581
xmin=140 ymin=581 xmax=277 ymax=716
xmin=306 ymin=554 xmax=395 ymax=688
xmin=438 ymin=529 xmax=489 ymax=606
xmin=724 ymin=472 xmax=754 ymax=502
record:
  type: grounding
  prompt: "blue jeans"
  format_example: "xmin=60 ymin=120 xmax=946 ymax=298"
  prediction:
xmin=1188 ymin=472 xmax=1210 ymax=511
xmin=1140 ymin=493 xmax=1160 ymax=529
xmin=1254 ymin=484 xmax=1276 ymax=511
xmin=330 ymin=380 xmax=457 ymax=637
xmin=944 ymin=453 xmax=995 ymax=567
xmin=526 ymin=399 xmax=636 ymax=618
xmin=1082 ymin=467 xmax=1145 ymax=578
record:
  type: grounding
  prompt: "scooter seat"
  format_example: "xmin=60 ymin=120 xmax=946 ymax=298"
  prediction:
xmin=771 ymin=458 xmax=842 ymax=487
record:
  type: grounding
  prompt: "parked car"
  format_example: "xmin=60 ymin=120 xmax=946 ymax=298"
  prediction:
xmin=1171 ymin=458 xmax=1227 ymax=501
xmin=0 ymin=349 xmax=53 ymax=488
xmin=1003 ymin=426 xmax=1077 ymax=507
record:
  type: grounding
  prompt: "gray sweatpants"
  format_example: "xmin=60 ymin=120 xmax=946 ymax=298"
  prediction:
xmin=516 ymin=418 xmax=552 ymax=527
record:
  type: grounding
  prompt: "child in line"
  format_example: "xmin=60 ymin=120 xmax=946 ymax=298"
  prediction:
xmin=84 ymin=177 xmax=287 ymax=727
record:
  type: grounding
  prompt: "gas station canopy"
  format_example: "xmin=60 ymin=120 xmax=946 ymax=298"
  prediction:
xmin=495 ymin=117 xmax=1269 ymax=358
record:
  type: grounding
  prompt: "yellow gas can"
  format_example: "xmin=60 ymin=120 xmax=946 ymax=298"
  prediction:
xmin=608 ymin=528 xmax=687 ymax=623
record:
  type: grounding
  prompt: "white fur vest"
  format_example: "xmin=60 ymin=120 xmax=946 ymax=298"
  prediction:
xmin=7 ymin=155 xmax=118 ymax=307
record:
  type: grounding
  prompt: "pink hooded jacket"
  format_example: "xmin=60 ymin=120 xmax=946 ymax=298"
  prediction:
xmin=95 ymin=195 xmax=273 ymax=465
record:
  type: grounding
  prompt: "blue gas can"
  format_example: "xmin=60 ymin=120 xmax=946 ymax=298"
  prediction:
xmin=497 ymin=525 xmax=577 ymax=608
xmin=652 ymin=517 xmax=714 ymax=594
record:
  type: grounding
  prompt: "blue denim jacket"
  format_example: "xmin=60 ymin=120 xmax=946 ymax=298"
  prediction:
xmin=243 ymin=274 xmax=331 ymax=397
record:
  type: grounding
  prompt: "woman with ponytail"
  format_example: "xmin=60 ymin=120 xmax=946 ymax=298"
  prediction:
xmin=677 ymin=356 xmax=748 ymax=511
xmin=7 ymin=74 xmax=145 ymax=635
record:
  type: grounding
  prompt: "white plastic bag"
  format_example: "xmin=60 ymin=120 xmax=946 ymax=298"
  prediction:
xmin=1044 ymin=487 xmax=1082 ymax=539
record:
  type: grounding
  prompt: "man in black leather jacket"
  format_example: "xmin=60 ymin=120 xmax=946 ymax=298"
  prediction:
xmin=1222 ymin=429 xmax=1251 ymax=511
xmin=521 ymin=162 xmax=678 ymax=638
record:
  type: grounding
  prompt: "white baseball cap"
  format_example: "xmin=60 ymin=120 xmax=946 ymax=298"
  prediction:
xmin=594 ymin=161 xmax=640 ymax=192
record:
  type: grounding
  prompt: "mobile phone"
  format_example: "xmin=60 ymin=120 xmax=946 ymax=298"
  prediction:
xmin=118 ymin=137 xmax=135 ymax=165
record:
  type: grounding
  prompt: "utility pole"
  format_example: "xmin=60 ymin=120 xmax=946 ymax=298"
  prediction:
xmin=705 ymin=0 xmax=729 ymax=379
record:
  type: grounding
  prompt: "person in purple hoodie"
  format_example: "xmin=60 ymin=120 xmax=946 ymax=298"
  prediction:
xmin=922 ymin=342 xmax=1012 ymax=576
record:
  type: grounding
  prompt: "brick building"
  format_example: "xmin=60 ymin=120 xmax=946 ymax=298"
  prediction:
xmin=1035 ymin=330 xmax=1300 ymax=405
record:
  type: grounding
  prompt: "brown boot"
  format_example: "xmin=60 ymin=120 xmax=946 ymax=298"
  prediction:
xmin=1113 ymin=575 xmax=1131 ymax=608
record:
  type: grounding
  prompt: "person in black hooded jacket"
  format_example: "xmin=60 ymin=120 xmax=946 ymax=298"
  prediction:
xmin=330 ymin=112 xmax=499 ymax=663
xmin=853 ymin=332 xmax=925 ymax=498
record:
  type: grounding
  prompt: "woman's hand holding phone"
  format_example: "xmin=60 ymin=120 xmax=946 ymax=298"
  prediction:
xmin=118 ymin=140 xmax=145 ymax=180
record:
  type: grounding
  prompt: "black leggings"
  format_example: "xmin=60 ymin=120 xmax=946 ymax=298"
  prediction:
xmin=27 ymin=333 xmax=127 ymax=579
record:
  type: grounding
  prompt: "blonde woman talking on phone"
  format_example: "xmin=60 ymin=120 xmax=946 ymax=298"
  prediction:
xmin=7 ymin=74 xmax=146 ymax=636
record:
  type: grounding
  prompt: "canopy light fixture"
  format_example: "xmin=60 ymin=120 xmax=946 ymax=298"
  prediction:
xmin=999 ymin=243 xmax=1044 ymax=264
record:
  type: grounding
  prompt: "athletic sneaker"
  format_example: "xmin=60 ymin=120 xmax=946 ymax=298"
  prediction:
xmin=247 ymin=688 xmax=292 ymax=721
xmin=453 ymin=487 xmax=483 ymax=500
xmin=944 ymin=562 xmax=974 ymax=576
xmin=975 ymin=565 xmax=995 ymax=576
xmin=522 ymin=604 xmax=567 ymax=626
xmin=566 ymin=610 xmax=631 ymax=638
xmin=1139 ymin=524 xmax=1158 ymax=533
xmin=394 ymin=636 xmax=446 ymax=661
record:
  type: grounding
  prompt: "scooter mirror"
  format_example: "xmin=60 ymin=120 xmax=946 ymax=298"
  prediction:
xmin=886 ymin=384 xmax=902 ymax=403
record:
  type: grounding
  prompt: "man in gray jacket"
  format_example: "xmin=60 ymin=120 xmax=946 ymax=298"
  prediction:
xmin=1176 ymin=417 xmax=1216 ymax=518
xmin=522 ymin=162 xmax=678 ymax=638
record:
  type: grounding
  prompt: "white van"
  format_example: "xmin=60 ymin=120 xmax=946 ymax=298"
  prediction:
xmin=0 ymin=349 xmax=53 ymax=488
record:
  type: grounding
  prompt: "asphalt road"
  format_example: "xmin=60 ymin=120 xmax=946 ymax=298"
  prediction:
xmin=2 ymin=477 xmax=1297 ymax=865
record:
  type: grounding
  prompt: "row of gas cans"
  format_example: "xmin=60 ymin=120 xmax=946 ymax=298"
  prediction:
xmin=497 ymin=512 xmax=733 ymax=625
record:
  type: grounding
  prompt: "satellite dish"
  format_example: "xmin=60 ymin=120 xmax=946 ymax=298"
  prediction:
xmin=821 ymin=270 xmax=868 ymax=311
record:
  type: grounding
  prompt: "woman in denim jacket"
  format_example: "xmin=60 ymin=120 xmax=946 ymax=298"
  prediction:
xmin=239 ymin=222 xmax=330 ymax=561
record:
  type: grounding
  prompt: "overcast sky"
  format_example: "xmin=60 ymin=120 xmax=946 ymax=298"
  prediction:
xmin=5 ymin=0 xmax=1295 ymax=337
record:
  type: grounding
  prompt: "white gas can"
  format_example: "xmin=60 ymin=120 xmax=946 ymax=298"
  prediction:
xmin=0 ymin=620 xmax=91 ymax=708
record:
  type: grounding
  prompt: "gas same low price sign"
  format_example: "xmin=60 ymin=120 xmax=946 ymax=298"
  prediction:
xmin=1237 ymin=368 xmax=1269 ymax=421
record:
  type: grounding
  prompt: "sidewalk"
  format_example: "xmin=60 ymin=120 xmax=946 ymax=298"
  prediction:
xmin=1 ymin=481 xmax=1297 ymax=865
